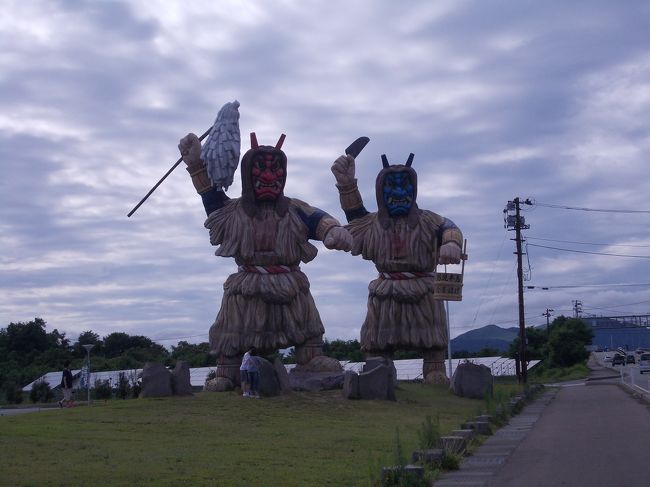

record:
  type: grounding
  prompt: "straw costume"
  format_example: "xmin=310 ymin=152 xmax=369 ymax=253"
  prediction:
xmin=332 ymin=152 xmax=462 ymax=384
xmin=180 ymin=102 xmax=352 ymax=385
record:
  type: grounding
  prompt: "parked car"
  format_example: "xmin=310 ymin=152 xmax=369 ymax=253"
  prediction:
xmin=626 ymin=354 xmax=636 ymax=364
xmin=611 ymin=354 xmax=626 ymax=366
xmin=603 ymin=354 xmax=612 ymax=363
xmin=639 ymin=353 xmax=650 ymax=374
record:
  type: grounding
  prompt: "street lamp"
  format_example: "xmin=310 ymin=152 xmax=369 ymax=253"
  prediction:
xmin=82 ymin=344 xmax=94 ymax=406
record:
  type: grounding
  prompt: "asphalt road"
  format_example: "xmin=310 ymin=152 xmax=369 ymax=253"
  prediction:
xmin=485 ymin=363 xmax=650 ymax=487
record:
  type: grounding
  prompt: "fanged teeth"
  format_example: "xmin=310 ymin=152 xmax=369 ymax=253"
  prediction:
xmin=255 ymin=181 xmax=280 ymax=189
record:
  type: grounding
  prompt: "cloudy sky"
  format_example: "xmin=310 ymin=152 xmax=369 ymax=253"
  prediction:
xmin=2 ymin=0 xmax=650 ymax=350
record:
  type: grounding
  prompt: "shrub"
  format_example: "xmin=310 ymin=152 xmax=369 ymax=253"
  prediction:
xmin=116 ymin=372 xmax=131 ymax=400
xmin=4 ymin=382 xmax=24 ymax=404
xmin=131 ymin=379 xmax=142 ymax=398
xmin=29 ymin=380 xmax=54 ymax=404
xmin=440 ymin=452 xmax=461 ymax=470
xmin=417 ymin=415 xmax=441 ymax=450
xmin=378 ymin=427 xmax=428 ymax=487
xmin=93 ymin=379 xmax=112 ymax=400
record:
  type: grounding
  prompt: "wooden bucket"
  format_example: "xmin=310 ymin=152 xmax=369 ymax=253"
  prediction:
xmin=434 ymin=239 xmax=467 ymax=302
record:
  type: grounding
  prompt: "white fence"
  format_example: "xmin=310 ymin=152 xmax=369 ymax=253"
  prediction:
xmin=25 ymin=356 xmax=538 ymax=391
xmin=620 ymin=367 xmax=650 ymax=394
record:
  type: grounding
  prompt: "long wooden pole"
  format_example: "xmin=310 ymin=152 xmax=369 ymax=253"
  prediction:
xmin=127 ymin=127 xmax=212 ymax=217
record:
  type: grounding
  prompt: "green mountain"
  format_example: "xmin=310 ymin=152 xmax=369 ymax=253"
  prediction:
xmin=450 ymin=325 xmax=519 ymax=353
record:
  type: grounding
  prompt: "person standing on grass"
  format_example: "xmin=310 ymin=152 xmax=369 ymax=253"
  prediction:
xmin=240 ymin=347 xmax=260 ymax=398
xmin=240 ymin=350 xmax=251 ymax=397
xmin=58 ymin=360 xmax=74 ymax=408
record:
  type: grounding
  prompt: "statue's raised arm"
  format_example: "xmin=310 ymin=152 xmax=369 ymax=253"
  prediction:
xmin=331 ymin=154 xmax=370 ymax=222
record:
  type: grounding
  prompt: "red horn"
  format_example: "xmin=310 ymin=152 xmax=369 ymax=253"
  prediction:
xmin=275 ymin=133 xmax=286 ymax=150
xmin=250 ymin=132 xmax=259 ymax=149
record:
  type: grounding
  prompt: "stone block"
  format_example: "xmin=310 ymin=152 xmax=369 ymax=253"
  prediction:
xmin=475 ymin=414 xmax=492 ymax=423
xmin=140 ymin=362 xmax=172 ymax=398
xmin=171 ymin=361 xmax=193 ymax=396
xmin=451 ymin=429 xmax=475 ymax=440
xmin=451 ymin=361 xmax=493 ymax=399
xmin=462 ymin=421 xmax=492 ymax=435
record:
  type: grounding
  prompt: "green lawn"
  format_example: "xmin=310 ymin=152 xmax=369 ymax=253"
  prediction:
xmin=0 ymin=384 xmax=505 ymax=486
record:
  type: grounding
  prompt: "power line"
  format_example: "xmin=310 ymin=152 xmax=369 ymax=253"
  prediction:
xmin=583 ymin=299 xmax=650 ymax=310
xmin=527 ymin=237 xmax=650 ymax=249
xmin=533 ymin=201 xmax=650 ymax=214
xmin=526 ymin=283 xmax=650 ymax=290
xmin=527 ymin=243 xmax=650 ymax=259
xmin=152 ymin=333 xmax=208 ymax=343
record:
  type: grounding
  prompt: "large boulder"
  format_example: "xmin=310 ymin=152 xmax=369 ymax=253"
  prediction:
xmin=451 ymin=361 xmax=493 ymax=399
xmin=359 ymin=362 xmax=396 ymax=400
xmin=140 ymin=362 xmax=173 ymax=398
xmin=171 ymin=361 xmax=193 ymax=396
xmin=363 ymin=356 xmax=397 ymax=388
xmin=273 ymin=357 xmax=292 ymax=393
xmin=342 ymin=357 xmax=396 ymax=401
xmin=289 ymin=370 xmax=345 ymax=391
xmin=294 ymin=355 xmax=343 ymax=373
xmin=289 ymin=355 xmax=345 ymax=392
xmin=204 ymin=377 xmax=233 ymax=392
xmin=342 ymin=370 xmax=360 ymax=399
xmin=255 ymin=356 xmax=281 ymax=397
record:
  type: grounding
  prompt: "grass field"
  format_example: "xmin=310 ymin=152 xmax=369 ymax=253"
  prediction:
xmin=0 ymin=383 xmax=521 ymax=486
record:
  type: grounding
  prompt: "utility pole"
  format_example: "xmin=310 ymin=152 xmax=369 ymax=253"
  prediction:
xmin=573 ymin=300 xmax=582 ymax=318
xmin=504 ymin=197 xmax=531 ymax=383
xmin=543 ymin=308 xmax=554 ymax=335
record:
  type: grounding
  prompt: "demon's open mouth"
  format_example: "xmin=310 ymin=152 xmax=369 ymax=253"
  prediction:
xmin=385 ymin=196 xmax=413 ymax=206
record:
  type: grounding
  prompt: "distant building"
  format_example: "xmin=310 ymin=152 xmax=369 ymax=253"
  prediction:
xmin=583 ymin=315 xmax=650 ymax=351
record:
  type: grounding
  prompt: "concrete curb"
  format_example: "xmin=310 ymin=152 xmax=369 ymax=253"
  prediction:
xmin=618 ymin=379 xmax=650 ymax=404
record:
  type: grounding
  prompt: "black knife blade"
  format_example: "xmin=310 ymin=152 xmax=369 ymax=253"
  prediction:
xmin=345 ymin=136 xmax=370 ymax=158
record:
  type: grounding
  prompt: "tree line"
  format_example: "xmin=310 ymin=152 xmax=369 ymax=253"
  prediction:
xmin=0 ymin=318 xmax=379 ymax=401
xmin=0 ymin=318 xmax=213 ymax=402
xmin=506 ymin=315 xmax=594 ymax=369
xmin=1 ymin=315 xmax=593 ymax=402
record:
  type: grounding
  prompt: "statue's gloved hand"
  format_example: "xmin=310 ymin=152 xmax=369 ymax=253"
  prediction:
xmin=178 ymin=133 xmax=202 ymax=167
xmin=323 ymin=226 xmax=353 ymax=251
xmin=439 ymin=242 xmax=461 ymax=265
xmin=331 ymin=154 xmax=356 ymax=186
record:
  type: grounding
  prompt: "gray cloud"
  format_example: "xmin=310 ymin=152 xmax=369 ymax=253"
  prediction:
xmin=2 ymin=0 xmax=649 ymax=348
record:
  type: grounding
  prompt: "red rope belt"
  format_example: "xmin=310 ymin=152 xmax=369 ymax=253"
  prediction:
xmin=238 ymin=265 xmax=300 ymax=274
xmin=379 ymin=271 xmax=435 ymax=280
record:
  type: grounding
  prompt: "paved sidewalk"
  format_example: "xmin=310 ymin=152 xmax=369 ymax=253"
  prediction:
xmin=434 ymin=360 xmax=650 ymax=487
xmin=433 ymin=389 xmax=558 ymax=487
